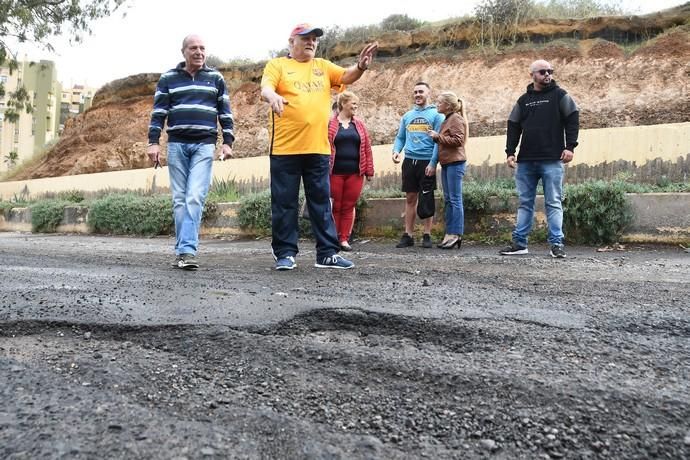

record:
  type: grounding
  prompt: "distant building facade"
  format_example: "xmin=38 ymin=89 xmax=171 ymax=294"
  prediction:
xmin=0 ymin=59 xmax=61 ymax=173
xmin=60 ymin=84 xmax=97 ymax=130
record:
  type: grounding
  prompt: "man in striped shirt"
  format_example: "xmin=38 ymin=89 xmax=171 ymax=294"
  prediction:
xmin=147 ymin=34 xmax=234 ymax=270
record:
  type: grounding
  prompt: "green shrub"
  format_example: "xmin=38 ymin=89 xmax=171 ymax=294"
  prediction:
xmin=528 ymin=0 xmax=625 ymax=19
xmin=380 ymin=14 xmax=424 ymax=31
xmin=237 ymin=189 xmax=372 ymax=238
xmin=237 ymin=190 xmax=314 ymax=237
xmin=29 ymin=199 xmax=70 ymax=233
xmin=463 ymin=180 xmax=515 ymax=212
xmin=88 ymin=194 xmax=173 ymax=236
xmin=237 ymin=190 xmax=272 ymax=235
xmin=237 ymin=190 xmax=311 ymax=238
xmin=56 ymin=189 xmax=86 ymax=203
xmin=563 ymin=181 xmax=633 ymax=244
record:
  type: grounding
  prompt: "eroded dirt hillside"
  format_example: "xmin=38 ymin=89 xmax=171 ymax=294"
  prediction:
xmin=12 ymin=7 xmax=690 ymax=180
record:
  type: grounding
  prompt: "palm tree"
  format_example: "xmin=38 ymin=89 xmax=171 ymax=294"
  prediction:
xmin=3 ymin=150 xmax=19 ymax=169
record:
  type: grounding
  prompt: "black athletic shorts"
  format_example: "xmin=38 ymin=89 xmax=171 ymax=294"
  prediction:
xmin=401 ymin=158 xmax=436 ymax=193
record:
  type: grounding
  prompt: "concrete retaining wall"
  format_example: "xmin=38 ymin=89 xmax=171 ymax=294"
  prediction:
xmin=624 ymin=193 xmax=690 ymax=242
xmin=2 ymin=193 xmax=689 ymax=243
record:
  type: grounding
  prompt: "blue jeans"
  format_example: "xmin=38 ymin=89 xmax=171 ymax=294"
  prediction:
xmin=167 ymin=142 xmax=214 ymax=256
xmin=270 ymin=154 xmax=339 ymax=260
xmin=512 ymin=160 xmax=565 ymax=247
xmin=441 ymin=161 xmax=466 ymax=235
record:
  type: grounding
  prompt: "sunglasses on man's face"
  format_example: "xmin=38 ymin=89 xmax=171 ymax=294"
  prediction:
xmin=536 ymin=69 xmax=554 ymax=76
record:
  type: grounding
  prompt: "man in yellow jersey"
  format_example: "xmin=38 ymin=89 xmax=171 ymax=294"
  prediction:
xmin=261 ymin=24 xmax=378 ymax=271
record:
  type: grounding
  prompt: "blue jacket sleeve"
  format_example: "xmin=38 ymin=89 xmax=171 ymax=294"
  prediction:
xmin=392 ymin=114 xmax=407 ymax=154
xmin=148 ymin=74 xmax=170 ymax=144
xmin=216 ymin=76 xmax=235 ymax=146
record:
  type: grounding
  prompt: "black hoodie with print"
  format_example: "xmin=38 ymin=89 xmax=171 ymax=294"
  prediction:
xmin=505 ymin=80 xmax=579 ymax=162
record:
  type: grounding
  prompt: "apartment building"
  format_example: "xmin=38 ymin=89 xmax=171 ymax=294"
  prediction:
xmin=60 ymin=84 xmax=97 ymax=129
xmin=0 ymin=59 xmax=61 ymax=173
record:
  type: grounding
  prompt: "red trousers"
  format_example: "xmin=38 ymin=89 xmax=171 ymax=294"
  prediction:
xmin=330 ymin=173 xmax=364 ymax=242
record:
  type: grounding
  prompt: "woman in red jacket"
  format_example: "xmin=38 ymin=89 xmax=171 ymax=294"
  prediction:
xmin=329 ymin=91 xmax=375 ymax=251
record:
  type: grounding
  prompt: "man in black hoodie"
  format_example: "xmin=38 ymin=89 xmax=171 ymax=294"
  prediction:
xmin=500 ymin=59 xmax=579 ymax=259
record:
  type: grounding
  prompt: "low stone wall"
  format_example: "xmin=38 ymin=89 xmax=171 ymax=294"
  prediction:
xmin=2 ymin=194 xmax=689 ymax=244
xmin=623 ymin=193 xmax=690 ymax=242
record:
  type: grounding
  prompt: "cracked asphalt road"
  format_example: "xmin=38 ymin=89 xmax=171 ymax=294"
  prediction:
xmin=1 ymin=233 xmax=689 ymax=459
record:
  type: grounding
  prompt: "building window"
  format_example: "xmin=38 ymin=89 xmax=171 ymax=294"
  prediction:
xmin=0 ymin=75 xmax=7 ymax=84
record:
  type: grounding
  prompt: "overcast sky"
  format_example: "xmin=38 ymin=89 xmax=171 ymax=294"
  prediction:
xmin=13 ymin=0 xmax=688 ymax=88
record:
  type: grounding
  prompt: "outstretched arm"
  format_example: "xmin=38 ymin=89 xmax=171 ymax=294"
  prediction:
xmin=341 ymin=42 xmax=379 ymax=84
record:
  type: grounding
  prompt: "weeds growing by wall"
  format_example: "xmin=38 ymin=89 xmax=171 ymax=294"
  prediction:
xmin=207 ymin=177 xmax=241 ymax=203
xmin=203 ymin=178 xmax=242 ymax=223
xmin=0 ymin=201 xmax=16 ymax=216
xmin=42 ymin=189 xmax=86 ymax=203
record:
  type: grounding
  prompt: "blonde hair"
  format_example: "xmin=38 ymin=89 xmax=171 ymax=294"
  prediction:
xmin=337 ymin=90 xmax=359 ymax=111
xmin=438 ymin=91 xmax=469 ymax=141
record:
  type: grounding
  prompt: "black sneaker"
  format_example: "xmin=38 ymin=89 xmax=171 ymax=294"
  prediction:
xmin=499 ymin=243 xmax=528 ymax=255
xmin=550 ymin=245 xmax=567 ymax=258
xmin=174 ymin=253 xmax=199 ymax=270
xmin=395 ymin=233 xmax=414 ymax=248
xmin=422 ymin=233 xmax=432 ymax=248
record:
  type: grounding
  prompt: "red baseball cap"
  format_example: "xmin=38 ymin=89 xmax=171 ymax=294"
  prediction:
xmin=290 ymin=23 xmax=324 ymax=37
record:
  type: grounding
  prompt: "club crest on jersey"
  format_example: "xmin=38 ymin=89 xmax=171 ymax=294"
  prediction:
xmin=408 ymin=117 xmax=431 ymax=132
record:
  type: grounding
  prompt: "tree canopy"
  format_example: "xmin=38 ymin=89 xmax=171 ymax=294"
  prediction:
xmin=0 ymin=0 xmax=127 ymax=122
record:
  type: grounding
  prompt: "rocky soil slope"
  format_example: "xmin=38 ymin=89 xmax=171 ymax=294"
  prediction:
xmin=11 ymin=6 xmax=690 ymax=180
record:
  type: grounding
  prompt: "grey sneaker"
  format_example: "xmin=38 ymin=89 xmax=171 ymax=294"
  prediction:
xmin=550 ymin=245 xmax=567 ymax=258
xmin=275 ymin=256 xmax=297 ymax=271
xmin=499 ymin=243 xmax=528 ymax=255
xmin=174 ymin=253 xmax=199 ymax=270
xmin=422 ymin=233 xmax=433 ymax=248
xmin=314 ymin=254 xmax=354 ymax=269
